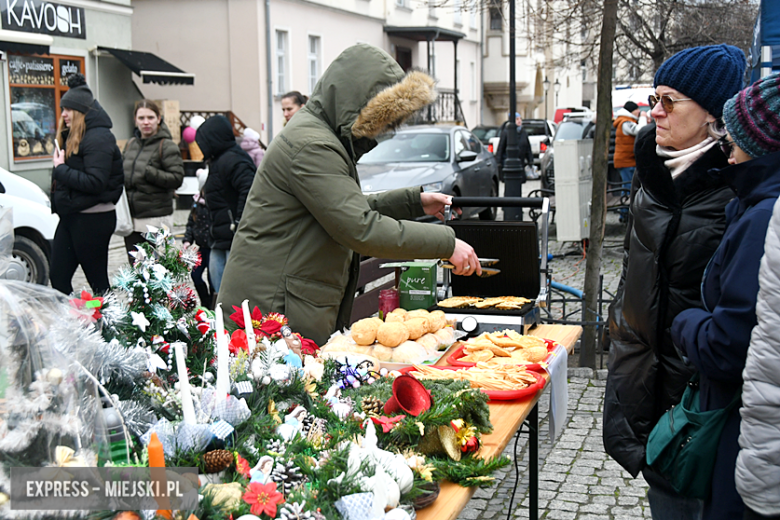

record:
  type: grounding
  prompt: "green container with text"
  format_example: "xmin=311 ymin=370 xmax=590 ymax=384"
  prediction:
xmin=380 ymin=260 xmax=437 ymax=310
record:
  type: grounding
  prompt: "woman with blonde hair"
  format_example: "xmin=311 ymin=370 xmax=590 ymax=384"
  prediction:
xmin=122 ymin=99 xmax=184 ymax=257
xmin=50 ymin=73 xmax=123 ymax=295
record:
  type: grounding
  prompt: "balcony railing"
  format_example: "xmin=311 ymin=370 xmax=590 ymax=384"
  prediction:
xmin=407 ymin=89 xmax=466 ymax=126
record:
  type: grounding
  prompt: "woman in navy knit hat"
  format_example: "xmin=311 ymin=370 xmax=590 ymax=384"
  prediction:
xmin=673 ymin=72 xmax=780 ymax=520
xmin=604 ymin=44 xmax=745 ymax=520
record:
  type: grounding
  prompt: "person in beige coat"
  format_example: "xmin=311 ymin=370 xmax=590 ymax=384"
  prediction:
xmin=217 ymin=44 xmax=480 ymax=344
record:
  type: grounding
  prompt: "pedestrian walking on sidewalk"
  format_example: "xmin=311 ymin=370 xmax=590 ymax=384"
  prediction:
xmin=612 ymin=101 xmax=647 ymax=221
xmin=194 ymin=115 xmax=255 ymax=295
xmin=122 ymin=100 xmax=184 ymax=260
xmin=672 ymin=72 xmax=780 ymax=520
xmin=603 ymin=43 xmax=745 ymax=520
xmin=50 ymin=73 xmax=123 ymax=295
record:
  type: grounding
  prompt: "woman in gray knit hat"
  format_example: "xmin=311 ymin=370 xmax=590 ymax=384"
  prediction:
xmin=50 ymin=73 xmax=123 ymax=295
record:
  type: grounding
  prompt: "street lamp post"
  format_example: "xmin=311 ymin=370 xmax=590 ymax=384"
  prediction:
xmin=554 ymin=78 xmax=561 ymax=107
xmin=502 ymin=0 xmax=523 ymax=221
xmin=543 ymin=76 xmax=550 ymax=121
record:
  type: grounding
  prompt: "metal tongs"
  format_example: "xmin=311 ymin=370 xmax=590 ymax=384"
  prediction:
xmin=439 ymin=258 xmax=501 ymax=278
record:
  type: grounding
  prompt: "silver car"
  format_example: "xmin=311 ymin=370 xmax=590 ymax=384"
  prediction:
xmin=357 ymin=126 xmax=499 ymax=220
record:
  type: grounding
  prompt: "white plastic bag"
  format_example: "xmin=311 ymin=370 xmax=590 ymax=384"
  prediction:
xmin=114 ymin=188 xmax=133 ymax=237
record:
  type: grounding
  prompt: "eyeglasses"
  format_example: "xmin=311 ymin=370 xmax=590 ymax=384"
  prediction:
xmin=719 ymin=136 xmax=736 ymax=157
xmin=648 ymin=94 xmax=693 ymax=113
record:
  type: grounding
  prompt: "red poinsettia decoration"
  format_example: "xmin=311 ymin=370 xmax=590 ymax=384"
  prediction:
xmin=228 ymin=329 xmax=249 ymax=355
xmin=296 ymin=334 xmax=320 ymax=356
xmin=243 ymin=481 xmax=284 ymax=517
xmin=70 ymin=290 xmax=104 ymax=321
xmin=371 ymin=415 xmax=406 ymax=433
xmin=234 ymin=452 xmax=251 ymax=478
xmin=229 ymin=306 xmax=289 ymax=338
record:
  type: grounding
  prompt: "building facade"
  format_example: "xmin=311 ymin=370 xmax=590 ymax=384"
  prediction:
xmin=0 ymin=0 xmax=148 ymax=189
xmin=131 ymin=0 xmax=482 ymax=144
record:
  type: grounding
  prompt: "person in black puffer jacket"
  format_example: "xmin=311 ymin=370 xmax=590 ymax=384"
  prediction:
xmin=194 ymin=115 xmax=255 ymax=294
xmin=603 ymin=44 xmax=744 ymax=520
xmin=50 ymin=74 xmax=123 ymax=295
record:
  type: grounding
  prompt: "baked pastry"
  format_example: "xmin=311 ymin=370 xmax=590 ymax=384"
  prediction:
xmin=321 ymin=334 xmax=353 ymax=353
xmin=372 ymin=344 xmax=396 ymax=362
xmin=405 ymin=309 xmax=430 ymax=321
xmin=524 ymin=346 xmax=549 ymax=363
xmin=391 ymin=341 xmax=428 ymax=364
xmin=376 ymin=322 xmax=410 ymax=347
xmin=351 ymin=317 xmax=382 ymax=345
xmin=352 ymin=344 xmax=375 ymax=356
xmin=428 ymin=310 xmax=447 ymax=332
xmin=416 ymin=333 xmax=440 ymax=354
xmin=434 ymin=327 xmax=456 ymax=347
xmin=385 ymin=313 xmax=405 ymax=324
xmin=404 ymin=318 xmax=427 ymax=340
xmin=389 ymin=308 xmax=408 ymax=318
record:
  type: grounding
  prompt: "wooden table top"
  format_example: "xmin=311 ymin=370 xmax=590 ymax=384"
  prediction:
xmin=416 ymin=324 xmax=583 ymax=520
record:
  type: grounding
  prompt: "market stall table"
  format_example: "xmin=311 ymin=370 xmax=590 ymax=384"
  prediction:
xmin=417 ymin=324 xmax=582 ymax=520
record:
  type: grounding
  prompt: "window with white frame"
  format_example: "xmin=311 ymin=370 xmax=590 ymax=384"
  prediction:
xmin=453 ymin=0 xmax=462 ymax=25
xmin=275 ymin=30 xmax=288 ymax=95
xmin=470 ymin=6 xmax=478 ymax=29
xmin=470 ymin=61 xmax=477 ymax=101
xmin=308 ymin=35 xmax=321 ymax=93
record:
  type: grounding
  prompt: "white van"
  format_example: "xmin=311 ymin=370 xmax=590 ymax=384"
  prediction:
xmin=0 ymin=168 xmax=59 ymax=284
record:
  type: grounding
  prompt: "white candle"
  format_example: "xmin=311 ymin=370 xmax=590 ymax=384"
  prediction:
xmin=173 ymin=342 xmax=197 ymax=424
xmin=242 ymin=299 xmax=256 ymax=355
xmin=214 ymin=303 xmax=230 ymax=403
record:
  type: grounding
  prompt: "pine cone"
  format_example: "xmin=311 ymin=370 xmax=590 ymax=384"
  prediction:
xmin=361 ymin=396 xmax=383 ymax=416
xmin=203 ymin=449 xmax=233 ymax=473
xmin=266 ymin=439 xmax=286 ymax=455
xmin=279 ymin=502 xmax=314 ymax=520
xmin=270 ymin=459 xmax=304 ymax=495
xmin=300 ymin=415 xmax=314 ymax=436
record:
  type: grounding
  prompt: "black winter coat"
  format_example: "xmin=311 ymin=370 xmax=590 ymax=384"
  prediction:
xmin=603 ymin=124 xmax=734 ymax=477
xmin=51 ymin=100 xmax=123 ymax=216
xmin=183 ymin=194 xmax=211 ymax=249
xmin=496 ymin=124 xmax=534 ymax=170
xmin=122 ymin=122 xmax=184 ymax=219
xmin=195 ymin=116 xmax=256 ymax=250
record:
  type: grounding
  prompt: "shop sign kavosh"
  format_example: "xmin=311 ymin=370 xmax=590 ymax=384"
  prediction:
xmin=2 ymin=0 xmax=86 ymax=39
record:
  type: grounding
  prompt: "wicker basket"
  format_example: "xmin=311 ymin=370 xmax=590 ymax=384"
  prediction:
xmin=413 ymin=481 xmax=440 ymax=510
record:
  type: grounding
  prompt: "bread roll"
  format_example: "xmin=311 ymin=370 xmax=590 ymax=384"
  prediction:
xmin=428 ymin=310 xmax=447 ymax=332
xmin=391 ymin=341 xmax=428 ymax=364
xmin=416 ymin=333 xmax=440 ymax=354
xmin=434 ymin=327 xmax=456 ymax=347
xmin=405 ymin=309 xmax=430 ymax=321
xmin=376 ymin=322 xmax=410 ymax=347
xmin=351 ymin=317 xmax=382 ymax=345
xmin=321 ymin=334 xmax=353 ymax=353
xmin=352 ymin=344 xmax=375 ymax=356
xmin=385 ymin=313 xmax=405 ymax=324
xmin=403 ymin=318 xmax=427 ymax=340
xmin=389 ymin=308 xmax=408 ymax=318
xmin=372 ymin=344 xmax=396 ymax=361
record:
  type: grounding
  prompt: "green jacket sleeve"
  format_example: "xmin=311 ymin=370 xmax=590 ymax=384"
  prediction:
xmin=366 ymin=187 xmax=427 ymax=220
xmin=288 ymin=143 xmax=456 ymax=259
xmin=145 ymin=139 xmax=185 ymax=189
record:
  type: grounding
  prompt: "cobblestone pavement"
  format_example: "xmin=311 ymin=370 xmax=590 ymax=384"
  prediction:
xmin=68 ymin=182 xmax=648 ymax=519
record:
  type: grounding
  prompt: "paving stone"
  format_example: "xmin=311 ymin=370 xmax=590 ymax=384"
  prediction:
xmin=617 ymin=495 xmax=640 ymax=506
xmin=547 ymin=499 xmax=580 ymax=511
xmin=579 ymin=503 xmax=610 ymax=514
xmin=568 ymin=368 xmax=594 ymax=379
xmin=544 ymin=511 xmax=577 ymax=520
xmin=591 ymin=495 xmax=617 ymax=505
xmin=556 ymin=492 xmax=590 ymax=504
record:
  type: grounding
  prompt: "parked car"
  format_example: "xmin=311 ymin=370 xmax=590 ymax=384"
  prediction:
xmin=358 ymin=126 xmax=499 ymax=220
xmin=540 ymin=113 xmax=594 ymax=190
xmin=0 ymin=168 xmax=58 ymax=284
xmin=471 ymin=125 xmax=501 ymax=153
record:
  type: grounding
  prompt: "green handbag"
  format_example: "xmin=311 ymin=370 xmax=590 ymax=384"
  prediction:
xmin=645 ymin=374 xmax=741 ymax=499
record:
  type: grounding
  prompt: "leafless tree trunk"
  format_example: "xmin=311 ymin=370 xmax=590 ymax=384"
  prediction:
xmin=580 ymin=0 xmax=618 ymax=368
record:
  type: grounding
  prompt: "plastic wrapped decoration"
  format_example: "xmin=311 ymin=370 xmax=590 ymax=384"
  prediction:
xmin=0 ymin=208 xmax=12 ymax=277
xmin=0 ymin=281 xmax=145 ymax=496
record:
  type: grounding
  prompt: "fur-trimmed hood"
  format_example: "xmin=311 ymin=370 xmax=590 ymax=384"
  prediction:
xmin=304 ymin=44 xmax=436 ymax=157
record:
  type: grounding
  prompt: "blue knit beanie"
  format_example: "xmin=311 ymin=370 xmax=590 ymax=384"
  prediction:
xmin=723 ymin=73 xmax=780 ymax=158
xmin=654 ymin=44 xmax=745 ymax=118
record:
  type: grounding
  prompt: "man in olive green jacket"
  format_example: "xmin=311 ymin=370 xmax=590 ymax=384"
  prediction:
xmin=218 ymin=44 xmax=480 ymax=345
